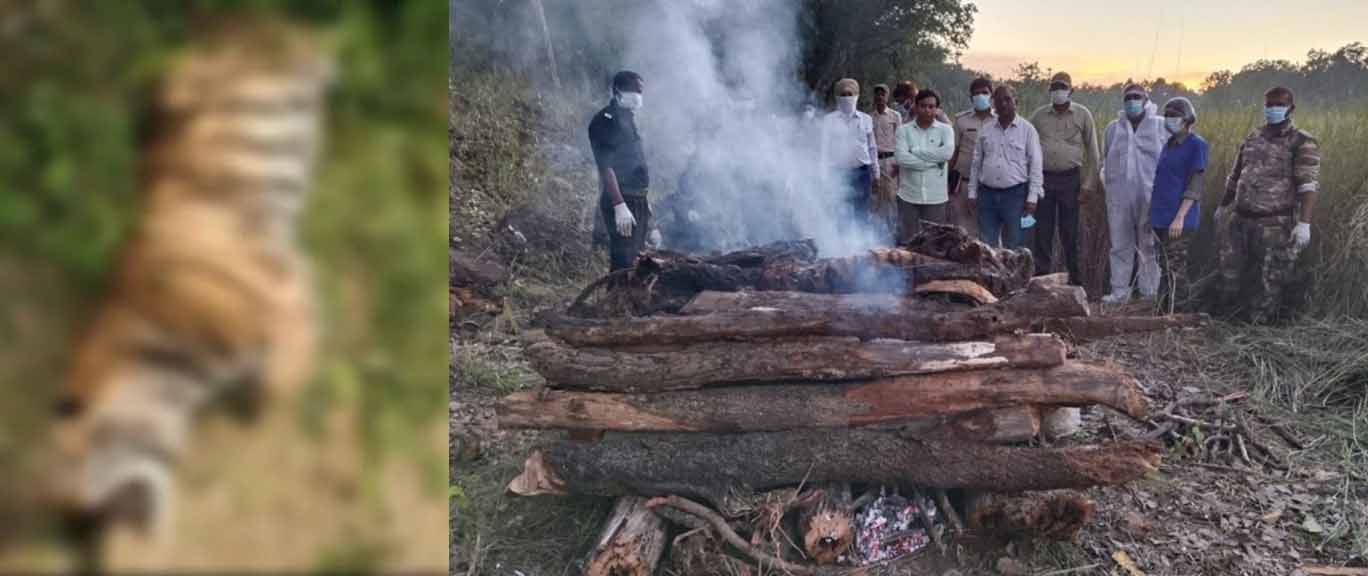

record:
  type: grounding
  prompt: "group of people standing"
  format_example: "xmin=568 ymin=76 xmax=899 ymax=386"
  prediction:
xmin=818 ymin=71 xmax=1320 ymax=323
xmin=589 ymin=68 xmax=1320 ymax=326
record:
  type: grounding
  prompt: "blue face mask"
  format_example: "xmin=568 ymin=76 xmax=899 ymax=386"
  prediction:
xmin=1265 ymin=105 xmax=1290 ymax=124
xmin=1164 ymin=117 xmax=1184 ymax=135
xmin=972 ymin=94 xmax=991 ymax=111
xmin=1124 ymin=99 xmax=1144 ymax=117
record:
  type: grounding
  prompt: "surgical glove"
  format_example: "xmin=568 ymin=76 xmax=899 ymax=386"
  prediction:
xmin=648 ymin=228 xmax=662 ymax=247
xmin=1021 ymin=214 xmax=1037 ymax=229
xmin=1293 ymin=222 xmax=1311 ymax=249
xmin=613 ymin=202 xmax=636 ymax=237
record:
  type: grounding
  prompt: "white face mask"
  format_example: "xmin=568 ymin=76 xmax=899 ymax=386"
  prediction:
xmin=837 ymin=95 xmax=858 ymax=114
xmin=616 ymin=91 xmax=643 ymax=110
xmin=1050 ymin=89 xmax=1070 ymax=106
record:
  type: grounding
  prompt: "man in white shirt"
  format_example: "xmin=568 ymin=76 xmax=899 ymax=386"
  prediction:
xmin=967 ymin=85 xmax=1044 ymax=249
xmin=821 ymin=78 xmax=879 ymax=227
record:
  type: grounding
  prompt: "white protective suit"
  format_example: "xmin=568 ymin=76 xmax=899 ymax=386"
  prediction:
xmin=1102 ymin=100 xmax=1166 ymax=296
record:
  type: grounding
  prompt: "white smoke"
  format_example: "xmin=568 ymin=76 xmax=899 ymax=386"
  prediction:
xmin=612 ymin=0 xmax=888 ymax=257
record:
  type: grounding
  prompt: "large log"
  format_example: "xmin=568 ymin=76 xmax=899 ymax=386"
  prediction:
xmin=507 ymin=430 xmax=1162 ymax=503
xmin=673 ymin=283 xmax=1089 ymax=343
xmin=498 ymin=361 xmax=1148 ymax=432
xmin=1036 ymin=313 xmax=1210 ymax=341
xmin=525 ymin=334 xmax=1069 ymax=392
xmin=584 ymin=496 xmax=667 ymax=576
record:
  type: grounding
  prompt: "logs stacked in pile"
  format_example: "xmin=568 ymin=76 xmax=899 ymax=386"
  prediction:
xmin=501 ymin=225 xmax=1166 ymax=573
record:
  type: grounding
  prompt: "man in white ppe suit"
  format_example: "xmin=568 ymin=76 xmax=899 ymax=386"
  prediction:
xmin=1100 ymin=83 xmax=1167 ymax=304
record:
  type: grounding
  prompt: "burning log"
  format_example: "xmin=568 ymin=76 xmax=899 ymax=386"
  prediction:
xmin=508 ymin=430 xmax=1162 ymax=503
xmin=585 ymin=496 xmax=667 ymax=576
xmin=967 ymin=491 xmax=1095 ymax=542
xmin=798 ymin=483 xmax=854 ymax=565
xmin=524 ymin=334 xmax=1069 ymax=392
xmin=668 ymin=282 xmax=1088 ymax=343
xmin=497 ymin=361 xmax=1148 ymax=432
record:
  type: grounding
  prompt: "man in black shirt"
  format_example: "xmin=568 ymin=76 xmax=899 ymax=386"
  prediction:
xmin=588 ymin=70 xmax=655 ymax=271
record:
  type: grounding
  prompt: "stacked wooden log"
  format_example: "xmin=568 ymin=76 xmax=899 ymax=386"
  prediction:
xmin=501 ymin=225 xmax=1180 ymax=573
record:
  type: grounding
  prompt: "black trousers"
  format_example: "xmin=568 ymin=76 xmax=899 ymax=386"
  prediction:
xmin=1034 ymin=168 xmax=1081 ymax=283
xmin=600 ymin=193 xmax=651 ymax=271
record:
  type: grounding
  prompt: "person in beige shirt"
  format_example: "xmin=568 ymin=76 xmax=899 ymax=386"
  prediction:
xmin=1028 ymin=71 xmax=1100 ymax=286
xmin=870 ymin=84 xmax=902 ymax=237
xmin=948 ymin=77 xmax=996 ymax=237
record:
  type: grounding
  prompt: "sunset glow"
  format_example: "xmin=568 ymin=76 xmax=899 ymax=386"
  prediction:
xmin=959 ymin=0 xmax=1368 ymax=90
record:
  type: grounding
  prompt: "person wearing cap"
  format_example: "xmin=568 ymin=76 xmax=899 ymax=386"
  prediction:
xmin=588 ymin=70 xmax=654 ymax=271
xmin=1099 ymin=82 xmax=1166 ymax=304
xmin=893 ymin=80 xmax=951 ymax=125
xmin=820 ymin=78 xmax=879 ymax=227
xmin=967 ymin=85 xmax=1043 ymax=250
xmin=1151 ymin=96 xmax=1208 ymax=312
xmin=870 ymin=84 xmax=904 ymax=237
xmin=948 ymin=77 xmax=996 ymax=237
xmin=1029 ymin=71 xmax=1101 ymax=285
xmin=893 ymin=88 xmax=954 ymax=243
xmin=1216 ymin=86 xmax=1320 ymax=324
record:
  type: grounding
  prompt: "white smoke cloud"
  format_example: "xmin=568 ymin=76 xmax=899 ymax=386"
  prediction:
xmin=610 ymin=0 xmax=890 ymax=258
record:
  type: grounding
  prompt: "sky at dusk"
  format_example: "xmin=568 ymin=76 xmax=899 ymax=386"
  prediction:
xmin=957 ymin=0 xmax=1368 ymax=89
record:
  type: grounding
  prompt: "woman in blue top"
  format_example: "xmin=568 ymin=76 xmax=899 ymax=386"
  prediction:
xmin=1151 ymin=97 xmax=1208 ymax=312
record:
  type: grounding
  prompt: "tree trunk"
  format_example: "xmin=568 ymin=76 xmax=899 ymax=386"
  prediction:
xmin=584 ymin=496 xmax=666 ymax=576
xmin=798 ymin=483 xmax=853 ymax=566
xmin=525 ymin=334 xmax=1068 ymax=392
xmin=673 ymin=282 xmax=1088 ymax=343
xmin=507 ymin=430 xmax=1162 ymax=503
xmin=1035 ymin=314 xmax=1210 ymax=341
xmin=498 ymin=361 xmax=1148 ymax=432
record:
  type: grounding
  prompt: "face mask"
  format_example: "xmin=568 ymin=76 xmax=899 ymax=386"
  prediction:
xmin=1265 ymin=105 xmax=1290 ymax=124
xmin=1124 ymin=100 xmax=1144 ymax=117
xmin=1050 ymin=89 xmax=1070 ymax=106
xmin=616 ymin=91 xmax=643 ymax=110
xmin=837 ymin=95 xmax=857 ymax=115
xmin=1164 ymin=117 xmax=1184 ymax=135
xmin=1021 ymin=214 xmax=1037 ymax=229
xmin=972 ymin=94 xmax=991 ymax=111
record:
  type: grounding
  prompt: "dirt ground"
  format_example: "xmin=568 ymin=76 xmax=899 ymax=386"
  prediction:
xmin=451 ymin=281 xmax=1368 ymax=576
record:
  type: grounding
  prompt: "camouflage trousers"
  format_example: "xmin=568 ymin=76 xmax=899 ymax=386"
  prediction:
xmin=1215 ymin=211 xmax=1304 ymax=324
xmin=1155 ymin=230 xmax=1193 ymax=313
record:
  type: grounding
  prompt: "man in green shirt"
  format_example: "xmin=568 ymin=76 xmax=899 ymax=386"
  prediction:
xmin=893 ymin=89 xmax=955 ymax=243
xmin=1028 ymin=72 xmax=1100 ymax=285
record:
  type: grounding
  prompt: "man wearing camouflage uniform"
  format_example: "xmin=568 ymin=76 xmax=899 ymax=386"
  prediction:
xmin=1216 ymin=86 xmax=1320 ymax=324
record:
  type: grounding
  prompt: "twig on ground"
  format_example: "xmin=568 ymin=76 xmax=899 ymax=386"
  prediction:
xmin=1035 ymin=563 xmax=1104 ymax=576
xmin=646 ymin=495 xmax=838 ymax=576
xmin=935 ymin=489 xmax=964 ymax=534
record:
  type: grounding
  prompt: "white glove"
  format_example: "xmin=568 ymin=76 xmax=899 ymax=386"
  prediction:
xmin=687 ymin=209 xmax=700 ymax=223
xmin=648 ymin=228 xmax=662 ymax=247
xmin=1292 ymin=222 xmax=1311 ymax=249
xmin=613 ymin=202 xmax=636 ymax=237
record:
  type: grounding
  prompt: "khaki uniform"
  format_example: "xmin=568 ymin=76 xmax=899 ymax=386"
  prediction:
xmin=871 ymin=106 xmax=902 ymax=233
xmin=950 ymin=109 xmax=995 ymax=236
xmin=1217 ymin=122 xmax=1320 ymax=323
